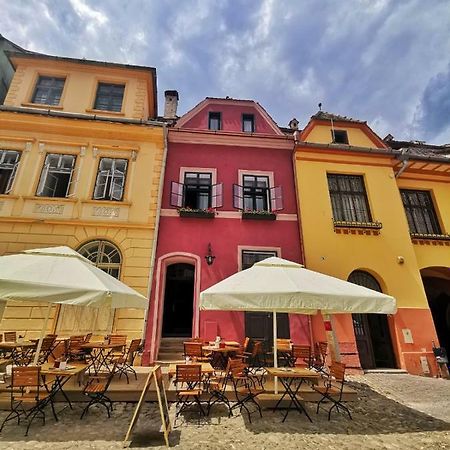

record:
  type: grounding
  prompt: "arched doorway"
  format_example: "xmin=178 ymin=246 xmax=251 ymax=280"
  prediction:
xmin=56 ymin=240 xmax=122 ymax=335
xmin=421 ymin=267 xmax=450 ymax=359
xmin=349 ymin=270 xmax=396 ymax=369
xmin=162 ymin=263 xmax=195 ymax=337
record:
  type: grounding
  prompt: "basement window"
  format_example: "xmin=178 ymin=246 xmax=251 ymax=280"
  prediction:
xmin=36 ymin=154 xmax=77 ymax=198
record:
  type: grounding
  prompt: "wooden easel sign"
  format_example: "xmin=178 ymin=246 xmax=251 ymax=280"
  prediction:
xmin=123 ymin=365 xmax=171 ymax=447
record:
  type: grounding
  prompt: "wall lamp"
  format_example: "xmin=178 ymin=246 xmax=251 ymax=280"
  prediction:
xmin=205 ymin=243 xmax=216 ymax=266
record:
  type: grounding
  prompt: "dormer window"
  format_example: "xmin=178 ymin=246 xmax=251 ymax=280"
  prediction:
xmin=208 ymin=112 xmax=221 ymax=131
xmin=32 ymin=76 xmax=65 ymax=106
xmin=242 ymin=114 xmax=255 ymax=133
xmin=94 ymin=82 xmax=125 ymax=112
xmin=332 ymin=130 xmax=349 ymax=144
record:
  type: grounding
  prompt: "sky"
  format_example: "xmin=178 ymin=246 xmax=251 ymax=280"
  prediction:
xmin=1 ymin=0 xmax=450 ymax=144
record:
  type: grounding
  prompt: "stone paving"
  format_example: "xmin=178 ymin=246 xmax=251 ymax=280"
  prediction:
xmin=0 ymin=374 xmax=448 ymax=449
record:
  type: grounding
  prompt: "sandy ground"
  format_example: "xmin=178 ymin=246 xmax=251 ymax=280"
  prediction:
xmin=0 ymin=373 xmax=448 ymax=449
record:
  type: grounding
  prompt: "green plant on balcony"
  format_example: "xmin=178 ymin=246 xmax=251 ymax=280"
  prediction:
xmin=177 ymin=206 xmax=216 ymax=218
xmin=242 ymin=209 xmax=276 ymax=220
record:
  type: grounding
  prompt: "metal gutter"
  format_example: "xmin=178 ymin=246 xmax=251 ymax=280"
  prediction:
xmin=0 ymin=105 xmax=164 ymax=127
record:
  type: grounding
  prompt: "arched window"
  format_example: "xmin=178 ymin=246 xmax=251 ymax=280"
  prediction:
xmin=348 ymin=270 xmax=381 ymax=292
xmin=77 ymin=240 xmax=122 ymax=279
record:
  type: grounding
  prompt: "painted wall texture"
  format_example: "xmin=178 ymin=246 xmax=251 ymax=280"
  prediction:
xmin=0 ymin=54 xmax=164 ymax=339
xmin=295 ymin=114 xmax=449 ymax=375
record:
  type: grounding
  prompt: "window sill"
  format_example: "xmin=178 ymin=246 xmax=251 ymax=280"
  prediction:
xmin=21 ymin=102 xmax=63 ymax=110
xmin=82 ymin=199 xmax=132 ymax=206
xmin=0 ymin=194 xmax=20 ymax=199
xmin=242 ymin=212 xmax=276 ymax=221
xmin=85 ymin=108 xmax=125 ymax=116
xmin=23 ymin=196 xmax=78 ymax=203
xmin=411 ymin=233 xmax=450 ymax=242
xmin=178 ymin=210 xmax=215 ymax=218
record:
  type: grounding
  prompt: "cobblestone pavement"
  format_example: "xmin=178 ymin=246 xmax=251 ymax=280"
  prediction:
xmin=0 ymin=374 xmax=448 ymax=449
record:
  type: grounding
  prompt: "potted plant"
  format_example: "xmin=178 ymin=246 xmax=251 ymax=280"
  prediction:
xmin=241 ymin=209 xmax=277 ymax=220
xmin=178 ymin=207 xmax=215 ymax=218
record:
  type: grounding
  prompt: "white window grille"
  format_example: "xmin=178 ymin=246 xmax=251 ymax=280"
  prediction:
xmin=36 ymin=153 xmax=76 ymax=198
xmin=0 ymin=150 xmax=21 ymax=195
xmin=93 ymin=158 xmax=128 ymax=201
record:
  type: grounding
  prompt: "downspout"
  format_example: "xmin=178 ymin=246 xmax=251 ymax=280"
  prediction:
xmin=395 ymin=150 xmax=410 ymax=178
xmin=291 ymin=138 xmax=312 ymax=348
xmin=142 ymin=122 xmax=169 ymax=364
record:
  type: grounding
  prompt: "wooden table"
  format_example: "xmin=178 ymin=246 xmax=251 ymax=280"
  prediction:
xmin=167 ymin=362 xmax=215 ymax=377
xmin=266 ymin=367 xmax=320 ymax=422
xmin=0 ymin=341 xmax=36 ymax=365
xmin=81 ymin=342 xmax=123 ymax=374
xmin=202 ymin=345 xmax=239 ymax=370
xmin=40 ymin=363 xmax=88 ymax=420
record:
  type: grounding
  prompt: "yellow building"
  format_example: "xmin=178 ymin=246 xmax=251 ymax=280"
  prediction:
xmin=295 ymin=111 xmax=449 ymax=375
xmin=0 ymin=51 xmax=165 ymax=339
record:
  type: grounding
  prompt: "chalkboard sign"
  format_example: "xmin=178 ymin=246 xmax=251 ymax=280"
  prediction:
xmin=123 ymin=365 xmax=171 ymax=448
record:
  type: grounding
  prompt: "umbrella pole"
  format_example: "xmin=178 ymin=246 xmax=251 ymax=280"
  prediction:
xmin=273 ymin=310 xmax=278 ymax=394
xmin=33 ymin=304 xmax=51 ymax=366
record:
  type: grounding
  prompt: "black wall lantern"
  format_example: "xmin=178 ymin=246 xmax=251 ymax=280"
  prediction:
xmin=205 ymin=243 xmax=216 ymax=266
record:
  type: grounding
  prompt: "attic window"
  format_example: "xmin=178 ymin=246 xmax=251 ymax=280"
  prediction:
xmin=332 ymin=130 xmax=349 ymax=144
xmin=208 ymin=112 xmax=221 ymax=131
xmin=32 ymin=76 xmax=65 ymax=106
xmin=242 ymin=114 xmax=255 ymax=132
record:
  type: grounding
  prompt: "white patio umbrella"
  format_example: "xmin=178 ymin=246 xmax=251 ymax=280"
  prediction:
xmin=0 ymin=246 xmax=148 ymax=364
xmin=200 ymin=257 xmax=397 ymax=389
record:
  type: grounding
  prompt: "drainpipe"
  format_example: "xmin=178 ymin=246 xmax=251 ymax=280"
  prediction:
xmin=395 ymin=149 xmax=410 ymax=178
xmin=142 ymin=122 xmax=169 ymax=364
xmin=291 ymin=139 xmax=312 ymax=348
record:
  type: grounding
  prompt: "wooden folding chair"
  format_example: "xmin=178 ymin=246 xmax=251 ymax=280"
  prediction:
xmin=291 ymin=345 xmax=312 ymax=368
xmin=80 ymin=363 xmax=117 ymax=419
xmin=183 ymin=342 xmax=210 ymax=362
xmin=35 ymin=336 xmax=57 ymax=365
xmin=314 ymin=361 xmax=352 ymax=420
xmin=0 ymin=366 xmax=49 ymax=436
xmin=113 ymin=338 xmax=141 ymax=383
xmin=67 ymin=335 xmax=88 ymax=362
xmin=313 ymin=341 xmax=328 ymax=374
xmin=207 ymin=358 xmax=236 ymax=417
xmin=175 ymin=364 xmax=204 ymax=421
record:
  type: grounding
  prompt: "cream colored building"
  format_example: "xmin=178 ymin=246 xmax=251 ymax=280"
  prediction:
xmin=0 ymin=51 xmax=165 ymax=339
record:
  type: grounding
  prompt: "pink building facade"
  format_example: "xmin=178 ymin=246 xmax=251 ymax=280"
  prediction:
xmin=143 ymin=98 xmax=307 ymax=363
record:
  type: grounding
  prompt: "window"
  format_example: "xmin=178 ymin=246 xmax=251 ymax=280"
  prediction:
xmin=242 ymin=114 xmax=255 ymax=132
xmin=208 ymin=112 xmax=221 ymax=131
xmin=78 ymin=240 xmax=121 ymax=278
xmin=400 ymin=189 xmax=441 ymax=235
xmin=93 ymin=158 xmax=128 ymax=201
xmin=0 ymin=150 xmax=20 ymax=194
xmin=327 ymin=174 xmax=371 ymax=222
xmin=332 ymin=130 xmax=349 ymax=144
xmin=94 ymin=83 xmax=125 ymax=112
xmin=233 ymin=175 xmax=283 ymax=212
xmin=242 ymin=250 xmax=277 ymax=270
xmin=36 ymin=153 xmax=76 ymax=198
xmin=32 ymin=76 xmax=65 ymax=106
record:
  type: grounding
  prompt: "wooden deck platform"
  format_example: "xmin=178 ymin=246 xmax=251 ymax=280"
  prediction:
xmin=0 ymin=365 xmax=357 ymax=410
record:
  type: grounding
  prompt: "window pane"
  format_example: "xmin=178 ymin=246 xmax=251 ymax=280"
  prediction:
xmin=32 ymin=76 xmax=65 ymax=106
xmin=400 ymin=189 xmax=441 ymax=234
xmin=242 ymin=250 xmax=277 ymax=270
xmin=94 ymin=83 xmax=125 ymax=112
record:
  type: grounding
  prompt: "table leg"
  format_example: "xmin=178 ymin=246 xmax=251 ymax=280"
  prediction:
xmin=281 ymin=377 xmax=312 ymax=423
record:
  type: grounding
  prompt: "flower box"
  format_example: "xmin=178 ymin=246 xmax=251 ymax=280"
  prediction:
xmin=178 ymin=209 xmax=215 ymax=218
xmin=242 ymin=211 xmax=276 ymax=221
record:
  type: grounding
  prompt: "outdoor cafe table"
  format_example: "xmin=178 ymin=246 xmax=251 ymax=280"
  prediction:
xmin=40 ymin=362 xmax=88 ymax=420
xmin=167 ymin=362 xmax=215 ymax=377
xmin=0 ymin=341 xmax=36 ymax=365
xmin=202 ymin=345 xmax=239 ymax=370
xmin=81 ymin=342 xmax=124 ymax=374
xmin=266 ymin=366 xmax=320 ymax=422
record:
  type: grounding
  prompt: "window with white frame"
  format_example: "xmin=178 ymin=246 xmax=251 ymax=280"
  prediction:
xmin=78 ymin=240 xmax=122 ymax=278
xmin=0 ymin=150 xmax=21 ymax=195
xmin=233 ymin=174 xmax=283 ymax=212
xmin=36 ymin=153 xmax=77 ymax=198
xmin=241 ymin=250 xmax=278 ymax=270
xmin=93 ymin=158 xmax=128 ymax=201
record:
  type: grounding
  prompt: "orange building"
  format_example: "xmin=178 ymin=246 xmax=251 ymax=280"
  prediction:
xmin=295 ymin=111 xmax=449 ymax=375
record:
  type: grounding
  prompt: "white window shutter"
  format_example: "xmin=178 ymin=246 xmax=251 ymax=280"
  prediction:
xmin=270 ymin=186 xmax=283 ymax=211
xmin=170 ymin=181 xmax=184 ymax=208
xmin=36 ymin=164 xmax=50 ymax=196
xmin=5 ymin=162 xmax=19 ymax=194
xmin=94 ymin=170 xmax=109 ymax=199
xmin=233 ymin=184 xmax=244 ymax=210
xmin=211 ymin=182 xmax=223 ymax=208
xmin=66 ymin=165 xmax=79 ymax=198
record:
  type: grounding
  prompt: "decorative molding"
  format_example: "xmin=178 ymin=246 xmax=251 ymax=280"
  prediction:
xmin=38 ymin=143 xmax=46 ymax=153
xmin=80 ymin=146 xmax=86 ymax=157
xmin=0 ymin=202 xmax=4 ymax=211
xmin=92 ymin=206 xmax=120 ymax=218
xmin=25 ymin=142 xmax=32 ymax=152
xmin=33 ymin=204 xmax=64 ymax=215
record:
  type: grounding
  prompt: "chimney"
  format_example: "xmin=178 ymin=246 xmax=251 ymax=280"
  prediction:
xmin=288 ymin=117 xmax=299 ymax=130
xmin=164 ymin=90 xmax=179 ymax=119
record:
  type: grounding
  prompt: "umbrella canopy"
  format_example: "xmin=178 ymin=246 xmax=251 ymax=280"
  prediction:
xmin=0 ymin=246 xmax=148 ymax=309
xmin=200 ymin=257 xmax=396 ymax=315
